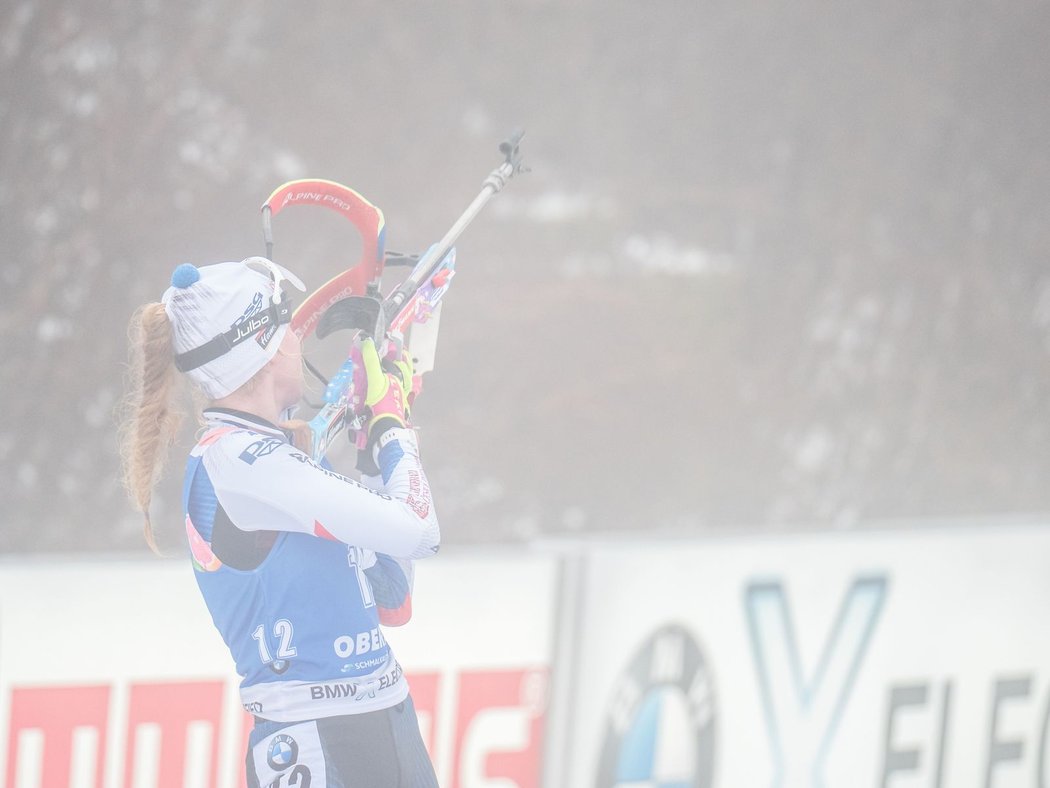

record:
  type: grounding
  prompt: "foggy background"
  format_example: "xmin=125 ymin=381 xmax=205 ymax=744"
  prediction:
xmin=2 ymin=0 xmax=1048 ymax=554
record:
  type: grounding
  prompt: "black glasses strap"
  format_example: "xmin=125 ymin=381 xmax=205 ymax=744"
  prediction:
xmin=174 ymin=298 xmax=292 ymax=372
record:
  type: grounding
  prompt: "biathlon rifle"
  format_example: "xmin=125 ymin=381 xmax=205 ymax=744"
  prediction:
xmin=261 ymin=131 xmax=527 ymax=460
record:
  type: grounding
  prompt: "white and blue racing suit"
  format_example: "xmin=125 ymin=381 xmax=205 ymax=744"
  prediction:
xmin=181 ymin=408 xmax=440 ymax=785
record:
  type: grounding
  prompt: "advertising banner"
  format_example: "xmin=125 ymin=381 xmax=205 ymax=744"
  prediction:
xmin=557 ymin=522 xmax=1050 ymax=788
xmin=6 ymin=521 xmax=1049 ymax=787
xmin=0 ymin=549 xmax=556 ymax=788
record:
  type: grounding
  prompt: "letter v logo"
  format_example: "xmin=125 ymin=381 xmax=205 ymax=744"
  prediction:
xmin=745 ymin=576 xmax=888 ymax=788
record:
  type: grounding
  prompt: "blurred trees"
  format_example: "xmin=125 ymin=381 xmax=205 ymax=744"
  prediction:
xmin=2 ymin=0 xmax=1048 ymax=552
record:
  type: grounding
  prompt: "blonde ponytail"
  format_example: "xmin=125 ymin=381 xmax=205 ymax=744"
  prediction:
xmin=118 ymin=303 xmax=184 ymax=553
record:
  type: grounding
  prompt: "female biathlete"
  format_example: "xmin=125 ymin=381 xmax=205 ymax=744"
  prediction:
xmin=120 ymin=257 xmax=440 ymax=787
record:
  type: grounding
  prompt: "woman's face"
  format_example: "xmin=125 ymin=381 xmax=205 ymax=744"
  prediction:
xmin=269 ymin=328 xmax=305 ymax=409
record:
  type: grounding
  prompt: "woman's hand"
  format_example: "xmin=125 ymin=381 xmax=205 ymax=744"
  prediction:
xmin=360 ymin=338 xmax=414 ymax=442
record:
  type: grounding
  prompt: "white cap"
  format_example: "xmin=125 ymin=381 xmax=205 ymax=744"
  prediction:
xmin=161 ymin=257 xmax=306 ymax=399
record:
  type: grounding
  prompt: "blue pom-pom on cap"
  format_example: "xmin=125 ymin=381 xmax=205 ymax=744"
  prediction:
xmin=171 ymin=263 xmax=201 ymax=288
